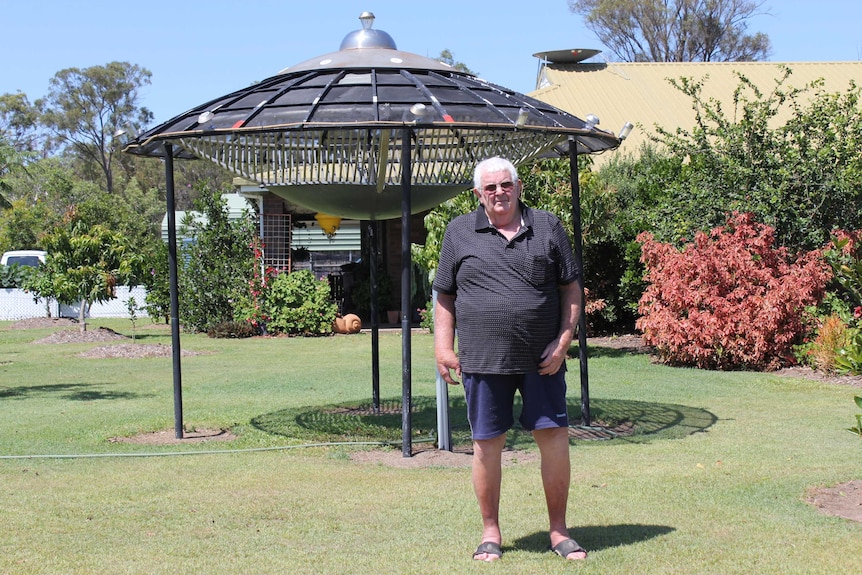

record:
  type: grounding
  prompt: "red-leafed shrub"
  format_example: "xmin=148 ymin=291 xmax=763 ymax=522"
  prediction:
xmin=636 ymin=213 xmax=831 ymax=371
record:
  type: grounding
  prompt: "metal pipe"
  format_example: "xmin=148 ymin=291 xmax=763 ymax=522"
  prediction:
xmin=401 ymin=128 xmax=413 ymax=457
xmin=369 ymin=221 xmax=380 ymax=413
xmin=164 ymin=143 xmax=184 ymax=439
xmin=433 ymin=289 xmax=452 ymax=451
xmin=568 ymin=138 xmax=591 ymax=426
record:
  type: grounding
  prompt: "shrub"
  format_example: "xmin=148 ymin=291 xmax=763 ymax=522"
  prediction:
xmin=262 ymin=270 xmax=337 ymax=336
xmin=819 ymin=230 xmax=862 ymax=374
xmin=177 ymin=186 xmax=257 ymax=333
xmin=849 ymin=396 xmax=862 ymax=437
xmin=636 ymin=212 xmax=830 ymax=370
xmin=835 ymin=331 xmax=862 ymax=375
xmin=418 ymin=300 xmax=433 ymax=332
xmin=823 ymin=229 xmax=862 ymax=309
xmin=142 ymin=242 xmax=171 ymax=324
xmin=805 ymin=315 xmax=852 ymax=373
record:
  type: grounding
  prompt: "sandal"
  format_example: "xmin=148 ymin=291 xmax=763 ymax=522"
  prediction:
xmin=551 ymin=538 xmax=587 ymax=560
xmin=473 ymin=541 xmax=502 ymax=561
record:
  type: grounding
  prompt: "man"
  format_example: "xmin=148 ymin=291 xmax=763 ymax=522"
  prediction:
xmin=433 ymin=156 xmax=586 ymax=562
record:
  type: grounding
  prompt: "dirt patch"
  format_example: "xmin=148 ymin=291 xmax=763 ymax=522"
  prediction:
xmin=588 ymin=333 xmax=654 ymax=354
xmin=34 ymin=326 xmax=129 ymax=344
xmin=773 ymin=366 xmax=862 ymax=388
xmin=807 ymin=480 xmax=862 ymax=523
xmin=78 ymin=343 xmax=205 ymax=359
xmin=12 ymin=317 xmax=204 ymax=358
xmin=110 ymin=428 xmax=236 ymax=445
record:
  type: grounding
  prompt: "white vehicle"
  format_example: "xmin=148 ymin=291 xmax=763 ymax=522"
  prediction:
xmin=1 ymin=250 xmax=47 ymax=267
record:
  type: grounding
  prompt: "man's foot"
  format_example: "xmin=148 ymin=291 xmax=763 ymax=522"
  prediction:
xmin=473 ymin=541 xmax=502 ymax=562
xmin=551 ymin=538 xmax=587 ymax=560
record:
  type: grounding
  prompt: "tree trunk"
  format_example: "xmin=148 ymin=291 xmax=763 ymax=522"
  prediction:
xmin=79 ymin=298 xmax=88 ymax=332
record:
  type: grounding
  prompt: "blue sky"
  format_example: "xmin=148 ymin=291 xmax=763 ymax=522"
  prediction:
xmin=2 ymin=0 xmax=860 ymax=124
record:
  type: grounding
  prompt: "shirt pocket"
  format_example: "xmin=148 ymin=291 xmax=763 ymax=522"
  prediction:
xmin=509 ymin=251 xmax=554 ymax=287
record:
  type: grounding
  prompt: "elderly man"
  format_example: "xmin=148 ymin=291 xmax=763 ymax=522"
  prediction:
xmin=433 ymin=156 xmax=586 ymax=562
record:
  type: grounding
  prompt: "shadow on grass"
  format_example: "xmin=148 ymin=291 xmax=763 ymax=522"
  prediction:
xmin=568 ymin=341 xmax=654 ymax=360
xmin=251 ymin=395 xmax=716 ymax=448
xmin=510 ymin=523 xmax=675 ymax=555
xmin=0 ymin=382 xmax=144 ymax=401
xmin=120 ymin=333 xmax=170 ymax=342
xmin=575 ymin=346 xmax=646 ymax=359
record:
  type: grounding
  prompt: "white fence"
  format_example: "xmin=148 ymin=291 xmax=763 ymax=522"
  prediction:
xmin=0 ymin=286 xmax=149 ymax=321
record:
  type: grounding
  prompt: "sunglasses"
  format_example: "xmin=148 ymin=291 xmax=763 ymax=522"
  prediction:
xmin=481 ymin=181 xmax=515 ymax=194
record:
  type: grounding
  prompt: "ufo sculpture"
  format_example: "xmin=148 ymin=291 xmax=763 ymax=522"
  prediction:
xmin=123 ymin=12 xmax=620 ymax=220
xmin=123 ymin=12 xmax=623 ymax=453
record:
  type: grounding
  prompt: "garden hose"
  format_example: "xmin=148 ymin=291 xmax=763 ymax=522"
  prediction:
xmin=0 ymin=437 xmax=437 ymax=460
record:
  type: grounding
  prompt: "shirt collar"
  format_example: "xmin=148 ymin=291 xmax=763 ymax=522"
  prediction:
xmin=474 ymin=201 xmax=532 ymax=232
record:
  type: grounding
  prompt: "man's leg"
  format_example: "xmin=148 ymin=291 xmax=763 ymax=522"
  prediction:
xmin=472 ymin=432 xmax=507 ymax=561
xmin=533 ymin=427 xmax=586 ymax=560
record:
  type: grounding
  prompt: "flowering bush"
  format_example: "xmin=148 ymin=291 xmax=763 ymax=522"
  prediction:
xmin=234 ymin=237 xmax=278 ymax=333
xmin=418 ymin=301 xmax=434 ymax=332
xmin=636 ymin=212 xmax=830 ymax=370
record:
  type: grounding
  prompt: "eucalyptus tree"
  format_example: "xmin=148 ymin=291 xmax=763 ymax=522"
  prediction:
xmin=0 ymin=137 xmax=21 ymax=208
xmin=568 ymin=0 xmax=771 ymax=62
xmin=0 ymin=92 xmax=44 ymax=154
xmin=38 ymin=61 xmax=153 ymax=194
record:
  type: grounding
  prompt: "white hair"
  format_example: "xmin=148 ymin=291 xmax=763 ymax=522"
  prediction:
xmin=473 ymin=157 xmax=518 ymax=190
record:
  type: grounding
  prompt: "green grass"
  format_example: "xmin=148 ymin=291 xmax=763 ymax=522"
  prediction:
xmin=1 ymin=318 xmax=860 ymax=574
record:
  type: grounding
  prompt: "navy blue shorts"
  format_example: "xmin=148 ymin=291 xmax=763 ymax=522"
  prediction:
xmin=462 ymin=371 xmax=569 ymax=440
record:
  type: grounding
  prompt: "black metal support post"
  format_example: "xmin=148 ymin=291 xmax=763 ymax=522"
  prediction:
xmin=164 ymin=143 xmax=184 ymax=439
xmin=369 ymin=221 xmax=381 ymax=413
xmin=568 ymin=139 xmax=591 ymax=426
xmin=400 ymin=129 xmax=413 ymax=457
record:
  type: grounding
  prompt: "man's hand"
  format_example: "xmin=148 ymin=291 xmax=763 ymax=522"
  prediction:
xmin=436 ymin=349 xmax=462 ymax=385
xmin=538 ymin=338 xmax=567 ymax=375
xmin=434 ymin=292 xmax=461 ymax=385
xmin=538 ymin=281 xmax=581 ymax=375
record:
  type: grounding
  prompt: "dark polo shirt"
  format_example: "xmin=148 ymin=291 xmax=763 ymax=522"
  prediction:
xmin=433 ymin=202 xmax=579 ymax=374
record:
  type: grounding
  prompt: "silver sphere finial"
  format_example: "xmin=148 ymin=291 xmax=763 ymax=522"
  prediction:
xmin=359 ymin=12 xmax=375 ymax=29
xmin=340 ymin=11 xmax=396 ymax=50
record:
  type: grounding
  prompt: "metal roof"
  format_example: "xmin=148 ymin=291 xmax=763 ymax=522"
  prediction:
xmin=123 ymin=13 xmax=621 ymax=220
xmin=531 ymin=59 xmax=862 ymax=160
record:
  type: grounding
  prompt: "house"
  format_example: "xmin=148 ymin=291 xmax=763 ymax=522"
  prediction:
xmin=529 ymin=51 xmax=862 ymax=161
xmin=160 ymin=192 xmax=254 ymax=244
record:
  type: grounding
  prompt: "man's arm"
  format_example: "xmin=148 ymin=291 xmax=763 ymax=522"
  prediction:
xmin=434 ymin=292 xmax=462 ymax=385
xmin=538 ymin=280 xmax=582 ymax=376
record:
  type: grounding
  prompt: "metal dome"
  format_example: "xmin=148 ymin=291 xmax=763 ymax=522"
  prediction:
xmin=123 ymin=12 xmax=621 ymax=219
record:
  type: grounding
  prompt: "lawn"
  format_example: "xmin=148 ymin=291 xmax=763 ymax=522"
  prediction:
xmin=1 ymin=318 xmax=860 ymax=574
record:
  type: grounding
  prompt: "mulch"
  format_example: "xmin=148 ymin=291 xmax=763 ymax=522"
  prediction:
xmin=11 ymin=317 xmax=202 ymax=358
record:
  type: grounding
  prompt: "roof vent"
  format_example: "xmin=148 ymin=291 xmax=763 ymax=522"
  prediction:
xmin=339 ymin=12 xmax=397 ymax=50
